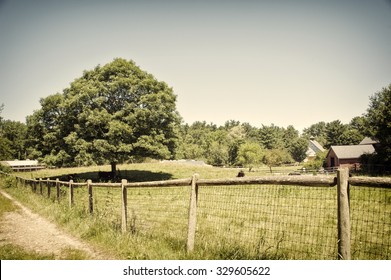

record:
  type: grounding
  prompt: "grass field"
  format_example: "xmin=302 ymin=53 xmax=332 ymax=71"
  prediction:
xmin=1 ymin=162 xmax=390 ymax=259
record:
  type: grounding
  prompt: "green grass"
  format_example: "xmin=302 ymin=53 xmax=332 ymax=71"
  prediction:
xmin=0 ymin=189 xmax=17 ymax=216
xmin=0 ymin=243 xmax=89 ymax=260
xmin=0 ymin=244 xmax=55 ymax=260
xmin=17 ymin=162 xmax=304 ymax=181
xmin=1 ymin=162 xmax=390 ymax=260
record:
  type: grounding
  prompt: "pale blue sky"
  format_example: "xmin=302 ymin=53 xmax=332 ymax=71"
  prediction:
xmin=0 ymin=0 xmax=390 ymax=132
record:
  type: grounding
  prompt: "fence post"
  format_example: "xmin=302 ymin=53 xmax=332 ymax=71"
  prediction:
xmin=88 ymin=179 xmax=93 ymax=214
xmin=121 ymin=179 xmax=128 ymax=233
xmin=39 ymin=178 xmax=43 ymax=195
xmin=69 ymin=180 xmax=74 ymax=207
xmin=47 ymin=178 xmax=51 ymax=198
xmin=337 ymin=168 xmax=351 ymax=260
xmin=56 ymin=178 xmax=60 ymax=202
xmin=187 ymin=173 xmax=199 ymax=252
xmin=31 ymin=180 xmax=37 ymax=193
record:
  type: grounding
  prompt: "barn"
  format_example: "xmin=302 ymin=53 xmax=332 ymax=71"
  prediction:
xmin=326 ymin=144 xmax=375 ymax=170
xmin=304 ymin=137 xmax=325 ymax=162
xmin=0 ymin=160 xmax=45 ymax=172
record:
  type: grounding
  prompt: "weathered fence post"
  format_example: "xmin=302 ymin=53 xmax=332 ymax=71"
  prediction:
xmin=47 ymin=178 xmax=51 ymax=198
xmin=88 ymin=179 xmax=93 ymax=214
xmin=121 ymin=179 xmax=128 ymax=233
xmin=31 ymin=180 xmax=36 ymax=193
xmin=337 ymin=168 xmax=351 ymax=260
xmin=56 ymin=178 xmax=60 ymax=202
xmin=187 ymin=173 xmax=199 ymax=252
xmin=69 ymin=180 xmax=74 ymax=207
xmin=39 ymin=178 xmax=43 ymax=195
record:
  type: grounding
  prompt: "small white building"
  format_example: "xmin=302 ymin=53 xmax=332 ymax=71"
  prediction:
xmin=304 ymin=137 xmax=325 ymax=162
xmin=0 ymin=159 xmax=45 ymax=172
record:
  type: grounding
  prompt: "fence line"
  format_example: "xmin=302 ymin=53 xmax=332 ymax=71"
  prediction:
xmin=1 ymin=170 xmax=390 ymax=259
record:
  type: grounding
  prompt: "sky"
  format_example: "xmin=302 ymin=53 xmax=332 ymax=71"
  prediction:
xmin=0 ymin=0 xmax=390 ymax=132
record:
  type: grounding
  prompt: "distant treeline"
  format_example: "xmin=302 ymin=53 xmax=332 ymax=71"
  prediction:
xmin=0 ymin=114 xmax=369 ymax=169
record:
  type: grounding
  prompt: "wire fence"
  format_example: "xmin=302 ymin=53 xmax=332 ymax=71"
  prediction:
xmin=349 ymin=185 xmax=391 ymax=259
xmin=196 ymin=185 xmax=337 ymax=259
xmin=1 ymin=170 xmax=390 ymax=259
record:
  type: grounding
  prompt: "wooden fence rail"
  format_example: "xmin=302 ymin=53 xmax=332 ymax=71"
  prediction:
xmin=1 ymin=169 xmax=390 ymax=259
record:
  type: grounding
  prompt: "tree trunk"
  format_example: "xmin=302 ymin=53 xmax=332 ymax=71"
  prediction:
xmin=111 ymin=162 xmax=117 ymax=179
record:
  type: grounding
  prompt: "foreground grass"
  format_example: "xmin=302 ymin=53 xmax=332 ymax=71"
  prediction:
xmin=0 ymin=243 xmax=88 ymax=260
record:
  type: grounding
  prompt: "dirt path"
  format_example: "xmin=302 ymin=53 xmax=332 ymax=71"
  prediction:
xmin=0 ymin=190 xmax=113 ymax=260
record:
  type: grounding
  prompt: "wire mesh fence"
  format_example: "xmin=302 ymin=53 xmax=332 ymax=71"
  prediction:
xmin=125 ymin=186 xmax=190 ymax=242
xmin=196 ymin=185 xmax=337 ymax=259
xmin=349 ymin=185 xmax=391 ymax=259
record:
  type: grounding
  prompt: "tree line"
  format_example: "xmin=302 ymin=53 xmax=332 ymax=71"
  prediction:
xmin=0 ymin=58 xmax=389 ymax=173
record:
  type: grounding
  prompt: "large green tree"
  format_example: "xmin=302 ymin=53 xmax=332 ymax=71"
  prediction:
xmin=27 ymin=58 xmax=181 ymax=175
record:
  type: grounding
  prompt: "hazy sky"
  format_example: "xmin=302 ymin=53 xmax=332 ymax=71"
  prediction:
xmin=1 ymin=0 xmax=390 ymax=132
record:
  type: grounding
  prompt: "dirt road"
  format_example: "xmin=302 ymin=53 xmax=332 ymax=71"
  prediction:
xmin=0 ymin=190 xmax=112 ymax=259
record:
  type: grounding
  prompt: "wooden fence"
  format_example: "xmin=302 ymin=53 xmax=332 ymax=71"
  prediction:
xmin=1 ymin=169 xmax=391 ymax=259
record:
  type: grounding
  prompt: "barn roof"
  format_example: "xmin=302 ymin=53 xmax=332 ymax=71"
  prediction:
xmin=329 ymin=145 xmax=375 ymax=159
xmin=1 ymin=160 xmax=39 ymax=167
xmin=309 ymin=139 xmax=325 ymax=153
xmin=359 ymin=137 xmax=379 ymax=145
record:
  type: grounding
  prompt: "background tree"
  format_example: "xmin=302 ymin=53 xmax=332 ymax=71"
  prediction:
xmin=258 ymin=124 xmax=285 ymax=149
xmin=236 ymin=141 xmax=264 ymax=171
xmin=0 ymin=105 xmax=27 ymax=160
xmin=1 ymin=120 xmax=27 ymax=160
xmin=176 ymin=121 xmax=217 ymax=162
xmin=282 ymin=125 xmax=300 ymax=150
xmin=27 ymin=58 xmax=181 ymax=175
xmin=302 ymin=121 xmax=327 ymax=146
xmin=365 ymin=84 xmax=391 ymax=169
xmin=325 ymin=120 xmax=348 ymax=148
xmin=262 ymin=148 xmax=293 ymax=173
xmin=206 ymin=129 xmax=230 ymax=166
xmin=350 ymin=116 xmax=370 ymax=136
xmin=226 ymin=124 xmax=246 ymax=165
xmin=289 ymin=137 xmax=308 ymax=163
xmin=0 ymin=104 xmax=12 ymax=160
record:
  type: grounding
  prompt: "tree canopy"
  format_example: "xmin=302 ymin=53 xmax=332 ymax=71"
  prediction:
xmin=364 ymin=84 xmax=391 ymax=169
xmin=27 ymin=58 xmax=181 ymax=171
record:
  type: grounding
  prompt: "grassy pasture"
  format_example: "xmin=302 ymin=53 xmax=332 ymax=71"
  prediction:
xmin=1 ymin=162 xmax=390 ymax=259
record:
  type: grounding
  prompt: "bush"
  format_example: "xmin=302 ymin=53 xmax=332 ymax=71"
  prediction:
xmin=0 ymin=164 xmax=12 ymax=174
xmin=303 ymin=151 xmax=327 ymax=171
xmin=1 ymin=176 xmax=16 ymax=188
